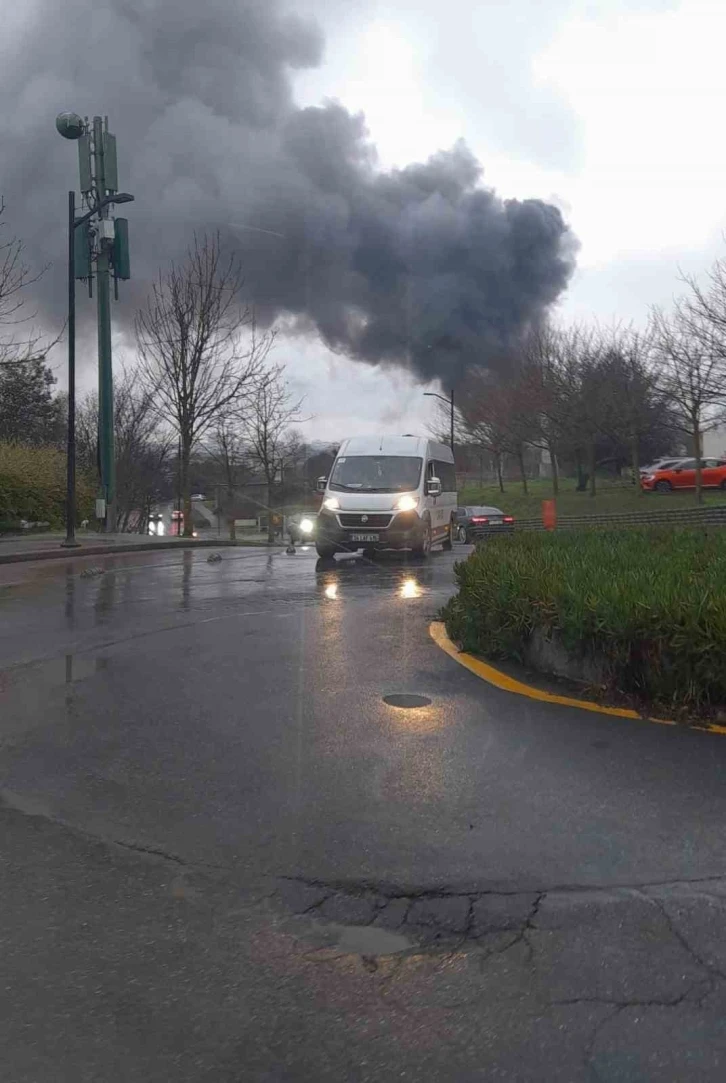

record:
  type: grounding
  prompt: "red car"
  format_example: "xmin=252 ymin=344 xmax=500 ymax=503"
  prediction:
xmin=641 ymin=457 xmax=726 ymax=493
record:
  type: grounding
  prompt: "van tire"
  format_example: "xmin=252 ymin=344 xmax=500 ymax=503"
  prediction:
xmin=411 ymin=519 xmax=431 ymax=559
xmin=316 ymin=542 xmax=338 ymax=559
xmin=442 ymin=518 xmax=454 ymax=551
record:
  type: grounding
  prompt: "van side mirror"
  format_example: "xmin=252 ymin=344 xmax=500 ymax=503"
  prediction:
xmin=426 ymin=477 xmax=442 ymax=497
xmin=316 ymin=476 xmax=328 ymax=492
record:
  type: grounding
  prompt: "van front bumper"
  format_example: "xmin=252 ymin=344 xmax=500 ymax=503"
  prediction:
xmin=316 ymin=509 xmax=425 ymax=550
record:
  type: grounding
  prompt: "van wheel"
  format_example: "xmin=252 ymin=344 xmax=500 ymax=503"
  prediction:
xmin=411 ymin=520 xmax=431 ymax=559
xmin=442 ymin=518 xmax=454 ymax=551
xmin=315 ymin=542 xmax=338 ymax=558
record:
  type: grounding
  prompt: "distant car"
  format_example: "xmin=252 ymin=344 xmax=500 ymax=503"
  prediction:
xmin=287 ymin=513 xmax=316 ymax=544
xmin=148 ymin=513 xmax=165 ymax=537
xmin=191 ymin=493 xmax=206 ymax=501
xmin=641 ymin=458 xmax=726 ymax=493
xmin=639 ymin=458 xmax=682 ymax=477
xmin=454 ymin=505 xmax=515 ymax=543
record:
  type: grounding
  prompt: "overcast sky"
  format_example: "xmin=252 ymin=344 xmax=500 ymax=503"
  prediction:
xmin=288 ymin=0 xmax=726 ymax=440
xmin=7 ymin=0 xmax=726 ymax=444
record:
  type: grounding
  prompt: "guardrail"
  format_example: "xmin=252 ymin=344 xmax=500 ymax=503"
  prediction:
xmin=470 ymin=503 xmax=726 ymax=538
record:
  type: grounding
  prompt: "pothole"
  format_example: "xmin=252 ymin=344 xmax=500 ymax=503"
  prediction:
xmin=383 ymin=693 xmax=432 ymax=709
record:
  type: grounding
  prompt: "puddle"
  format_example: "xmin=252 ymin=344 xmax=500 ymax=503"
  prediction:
xmin=330 ymin=924 xmax=411 ymax=955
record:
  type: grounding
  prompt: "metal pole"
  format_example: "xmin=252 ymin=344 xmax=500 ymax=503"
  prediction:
xmin=177 ymin=437 xmax=182 ymax=516
xmin=93 ymin=116 xmax=115 ymax=532
xmin=61 ymin=191 xmax=80 ymax=548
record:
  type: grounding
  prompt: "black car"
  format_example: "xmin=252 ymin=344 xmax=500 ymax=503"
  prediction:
xmin=454 ymin=505 xmax=515 ymax=543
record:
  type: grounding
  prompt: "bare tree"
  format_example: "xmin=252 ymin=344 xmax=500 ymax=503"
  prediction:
xmin=135 ymin=232 xmax=272 ymax=535
xmin=594 ymin=325 xmax=675 ymax=497
xmin=78 ymin=369 xmax=172 ymax=531
xmin=518 ymin=323 xmax=581 ymax=496
xmin=458 ymin=369 xmax=512 ymax=493
xmin=206 ymin=417 xmax=251 ymax=514
xmin=242 ymin=364 xmax=305 ymax=542
xmin=650 ymin=303 xmax=725 ymax=503
xmin=457 ymin=366 xmax=533 ymax=493
xmin=0 ymin=199 xmax=59 ymax=369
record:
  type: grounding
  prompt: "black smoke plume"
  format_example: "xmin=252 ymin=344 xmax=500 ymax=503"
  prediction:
xmin=1 ymin=0 xmax=577 ymax=386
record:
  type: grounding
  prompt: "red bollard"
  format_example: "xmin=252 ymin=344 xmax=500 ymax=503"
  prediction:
xmin=542 ymin=499 xmax=556 ymax=531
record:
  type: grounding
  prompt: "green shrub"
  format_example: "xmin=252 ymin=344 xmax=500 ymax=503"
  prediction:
xmin=0 ymin=442 xmax=94 ymax=526
xmin=442 ymin=529 xmax=726 ymax=713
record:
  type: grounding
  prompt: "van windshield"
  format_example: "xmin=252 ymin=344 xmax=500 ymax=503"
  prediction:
xmin=329 ymin=456 xmax=423 ymax=493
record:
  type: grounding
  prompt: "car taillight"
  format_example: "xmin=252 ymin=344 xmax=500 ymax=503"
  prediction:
xmin=471 ymin=517 xmax=488 ymax=523
xmin=503 ymin=516 xmax=514 ymax=523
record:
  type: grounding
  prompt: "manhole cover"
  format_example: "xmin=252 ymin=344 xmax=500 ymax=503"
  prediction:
xmin=383 ymin=693 xmax=432 ymax=709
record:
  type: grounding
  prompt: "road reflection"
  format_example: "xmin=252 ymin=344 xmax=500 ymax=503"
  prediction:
xmin=94 ymin=560 xmax=117 ymax=624
xmin=315 ymin=551 xmax=436 ymax=605
xmin=181 ymin=550 xmax=193 ymax=611
xmin=399 ymin=577 xmax=421 ymax=599
xmin=65 ymin=564 xmax=76 ymax=628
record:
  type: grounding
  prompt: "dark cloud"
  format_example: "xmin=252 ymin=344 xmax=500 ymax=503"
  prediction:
xmin=1 ymin=0 xmax=577 ymax=387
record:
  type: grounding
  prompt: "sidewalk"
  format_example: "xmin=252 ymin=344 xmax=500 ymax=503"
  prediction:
xmin=0 ymin=531 xmax=278 ymax=565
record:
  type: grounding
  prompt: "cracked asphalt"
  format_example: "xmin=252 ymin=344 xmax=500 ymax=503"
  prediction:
xmin=2 ymin=544 xmax=726 ymax=1080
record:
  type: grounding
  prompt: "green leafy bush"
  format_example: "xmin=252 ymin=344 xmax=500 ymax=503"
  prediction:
xmin=442 ymin=529 xmax=726 ymax=712
xmin=0 ymin=442 xmax=94 ymax=528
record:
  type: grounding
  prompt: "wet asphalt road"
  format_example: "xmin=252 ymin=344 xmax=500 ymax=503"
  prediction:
xmin=2 ymin=544 xmax=726 ymax=1080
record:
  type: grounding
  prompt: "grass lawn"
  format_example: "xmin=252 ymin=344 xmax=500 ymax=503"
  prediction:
xmin=457 ymin=476 xmax=726 ymax=520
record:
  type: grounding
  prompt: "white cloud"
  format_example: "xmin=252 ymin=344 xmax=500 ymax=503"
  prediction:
xmin=535 ymin=0 xmax=726 ymax=265
xmin=279 ymin=336 xmax=439 ymax=442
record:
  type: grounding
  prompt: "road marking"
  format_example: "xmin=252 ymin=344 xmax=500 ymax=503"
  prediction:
xmin=429 ymin=622 xmax=726 ymax=736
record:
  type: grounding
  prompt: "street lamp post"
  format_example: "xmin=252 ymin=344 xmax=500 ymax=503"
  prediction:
xmin=424 ymin=389 xmax=455 ymax=455
xmin=61 ymin=189 xmax=79 ymax=548
xmin=58 ymin=189 xmax=134 ymax=548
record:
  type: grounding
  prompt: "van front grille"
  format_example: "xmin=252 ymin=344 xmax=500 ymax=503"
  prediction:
xmin=338 ymin=513 xmax=393 ymax=528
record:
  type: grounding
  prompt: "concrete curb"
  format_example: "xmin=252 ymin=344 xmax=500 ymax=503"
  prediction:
xmin=429 ymin=621 xmax=726 ymax=738
xmin=0 ymin=538 xmax=280 ymax=566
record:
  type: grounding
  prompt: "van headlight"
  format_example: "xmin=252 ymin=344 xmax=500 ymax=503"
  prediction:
xmin=323 ymin=497 xmax=340 ymax=511
xmin=396 ymin=495 xmax=418 ymax=512
xmin=299 ymin=517 xmax=314 ymax=534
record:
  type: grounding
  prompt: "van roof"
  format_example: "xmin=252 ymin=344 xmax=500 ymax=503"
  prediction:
xmin=337 ymin=435 xmax=453 ymax=461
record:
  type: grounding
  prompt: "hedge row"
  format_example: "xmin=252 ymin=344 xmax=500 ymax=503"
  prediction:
xmin=0 ymin=442 xmax=94 ymax=530
xmin=442 ymin=529 xmax=726 ymax=713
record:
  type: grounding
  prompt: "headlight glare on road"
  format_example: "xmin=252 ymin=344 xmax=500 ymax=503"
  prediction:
xmin=400 ymin=578 xmax=421 ymax=599
xmin=396 ymin=495 xmax=417 ymax=512
xmin=299 ymin=517 xmax=314 ymax=534
xmin=323 ymin=497 xmax=340 ymax=511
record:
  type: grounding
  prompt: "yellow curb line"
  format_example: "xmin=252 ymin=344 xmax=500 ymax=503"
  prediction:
xmin=429 ymin=622 xmax=726 ymax=736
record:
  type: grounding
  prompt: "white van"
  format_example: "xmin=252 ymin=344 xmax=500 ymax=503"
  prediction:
xmin=315 ymin=435 xmax=457 ymax=558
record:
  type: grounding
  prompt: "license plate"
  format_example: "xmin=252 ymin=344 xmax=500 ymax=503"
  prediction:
xmin=350 ymin=533 xmax=379 ymax=542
